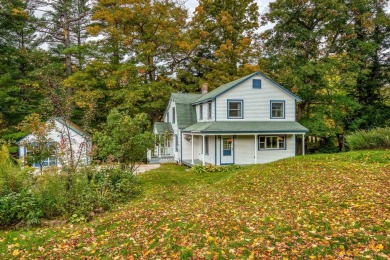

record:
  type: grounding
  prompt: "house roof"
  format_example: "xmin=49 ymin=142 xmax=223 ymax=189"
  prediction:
xmin=54 ymin=117 xmax=90 ymax=138
xmin=168 ymin=93 xmax=202 ymax=129
xmin=16 ymin=117 xmax=90 ymax=144
xmin=183 ymin=121 xmax=309 ymax=133
xmin=154 ymin=122 xmax=173 ymax=134
xmin=193 ymin=72 xmax=302 ymax=104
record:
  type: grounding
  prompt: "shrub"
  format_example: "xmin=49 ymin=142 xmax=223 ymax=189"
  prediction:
xmin=346 ymin=127 xmax=390 ymax=150
xmin=190 ymin=164 xmax=243 ymax=173
xmin=0 ymin=145 xmax=142 ymax=227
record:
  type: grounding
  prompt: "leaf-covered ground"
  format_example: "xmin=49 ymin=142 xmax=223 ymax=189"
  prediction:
xmin=1 ymin=150 xmax=389 ymax=259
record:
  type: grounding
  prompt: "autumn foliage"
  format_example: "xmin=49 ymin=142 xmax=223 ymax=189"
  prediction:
xmin=1 ymin=150 xmax=388 ymax=258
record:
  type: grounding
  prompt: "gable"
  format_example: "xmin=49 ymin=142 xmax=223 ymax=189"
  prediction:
xmin=193 ymin=72 xmax=301 ymax=104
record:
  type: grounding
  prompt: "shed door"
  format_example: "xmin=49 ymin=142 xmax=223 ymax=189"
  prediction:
xmin=221 ymin=136 xmax=234 ymax=164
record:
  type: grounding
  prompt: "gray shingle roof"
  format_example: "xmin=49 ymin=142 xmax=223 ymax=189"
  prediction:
xmin=183 ymin=121 xmax=309 ymax=133
xmin=194 ymin=72 xmax=302 ymax=104
xmin=154 ymin=122 xmax=173 ymax=134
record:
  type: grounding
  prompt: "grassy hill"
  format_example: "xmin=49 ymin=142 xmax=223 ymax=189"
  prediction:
xmin=1 ymin=150 xmax=389 ymax=259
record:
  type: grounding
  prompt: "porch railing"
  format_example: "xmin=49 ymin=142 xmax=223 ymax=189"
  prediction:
xmin=153 ymin=146 xmax=174 ymax=157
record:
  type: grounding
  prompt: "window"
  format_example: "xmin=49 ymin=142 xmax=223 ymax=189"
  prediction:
xmin=253 ymin=79 xmax=261 ymax=89
xmin=259 ymin=136 xmax=286 ymax=150
xmin=208 ymin=102 xmax=212 ymax=119
xmin=228 ymin=100 xmax=243 ymax=119
xmin=271 ymin=101 xmax=285 ymax=119
xmin=175 ymin=135 xmax=178 ymax=152
xmin=172 ymin=107 xmax=176 ymax=124
xmin=205 ymin=136 xmax=209 ymax=155
xmin=199 ymin=104 xmax=203 ymax=120
xmin=166 ymin=112 xmax=169 ymax=122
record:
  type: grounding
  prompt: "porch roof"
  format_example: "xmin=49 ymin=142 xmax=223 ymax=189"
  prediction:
xmin=183 ymin=121 xmax=309 ymax=134
xmin=154 ymin=122 xmax=173 ymax=134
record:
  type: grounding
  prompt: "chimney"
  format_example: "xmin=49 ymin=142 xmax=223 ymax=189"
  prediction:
xmin=201 ymin=83 xmax=208 ymax=94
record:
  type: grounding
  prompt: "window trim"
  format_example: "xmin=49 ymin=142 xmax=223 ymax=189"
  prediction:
xmin=227 ymin=99 xmax=244 ymax=119
xmin=253 ymin=79 xmax=262 ymax=89
xmin=199 ymin=104 xmax=203 ymax=120
xmin=258 ymin=135 xmax=286 ymax=150
xmin=270 ymin=100 xmax=285 ymax=119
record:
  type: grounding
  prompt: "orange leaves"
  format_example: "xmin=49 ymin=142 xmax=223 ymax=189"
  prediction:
xmin=1 ymin=152 xmax=389 ymax=258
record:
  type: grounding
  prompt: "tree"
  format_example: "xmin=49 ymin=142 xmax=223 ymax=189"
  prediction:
xmin=18 ymin=114 xmax=56 ymax=174
xmin=0 ymin=0 xmax=46 ymax=134
xmin=262 ymin=0 xmax=389 ymax=150
xmin=182 ymin=0 xmax=261 ymax=88
xmin=95 ymin=109 xmax=154 ymax=171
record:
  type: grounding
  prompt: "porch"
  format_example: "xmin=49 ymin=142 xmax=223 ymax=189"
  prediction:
xmin=182 ymin=159 xmax=203 ymax=167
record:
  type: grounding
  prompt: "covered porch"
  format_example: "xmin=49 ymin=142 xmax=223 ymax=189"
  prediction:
xmin=148 ymin=122 xmax=175 ymax=164
xmin=181 ymin=121 xmax=309 ymax=166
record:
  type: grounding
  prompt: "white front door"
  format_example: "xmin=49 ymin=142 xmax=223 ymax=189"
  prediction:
xmin=221 ymin=136 xmax=234 ymax=164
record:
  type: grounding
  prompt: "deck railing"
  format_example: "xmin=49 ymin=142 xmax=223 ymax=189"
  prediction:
xmin=153 ymin=146 xmax=174 ymax=157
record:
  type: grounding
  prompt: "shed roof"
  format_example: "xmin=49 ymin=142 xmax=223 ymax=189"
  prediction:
xmin=183 ymin=121 xmax=309 ymax=133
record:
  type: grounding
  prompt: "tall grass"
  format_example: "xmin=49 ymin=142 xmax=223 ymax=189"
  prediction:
xmin=346 ymin=127 xmax=390 ymax=150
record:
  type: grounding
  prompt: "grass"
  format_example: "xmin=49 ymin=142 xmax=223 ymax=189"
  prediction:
xmin=0 ymin=150 xmax=389 ymax=259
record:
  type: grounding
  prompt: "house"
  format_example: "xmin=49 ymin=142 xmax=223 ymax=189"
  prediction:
xmin=148 ymin=72 xmax=309 ymax=166
xmin=17 ymin=117 xmax=92 ymax=168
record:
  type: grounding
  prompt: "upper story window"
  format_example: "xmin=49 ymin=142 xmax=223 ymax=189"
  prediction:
xmin=228 ymin=100 xmax=243 ymax=119
xmin=208 ymin=102 xmax=212 ymax=119
xmin=199 ymin=104 xmax=203 ymax=120
xmin=270 ymin=101 xmax=285 ymax=119
xmin=253 ymin=79 xmax=261 ymax=89
xmin=172 ymin=107 xmax=176 ymax=124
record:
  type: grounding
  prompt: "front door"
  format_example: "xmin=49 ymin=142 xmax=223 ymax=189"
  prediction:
xmin=221 ymin=136 xmax=234 ymax=164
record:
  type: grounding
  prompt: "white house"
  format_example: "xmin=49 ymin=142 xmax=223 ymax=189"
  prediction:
xmin=17 ymin=117 xmax=92 ymax=168
xmin=148 ymin=72 xmax=309 ymax=166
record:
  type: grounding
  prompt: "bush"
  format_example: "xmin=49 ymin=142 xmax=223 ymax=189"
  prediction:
xmin=189 ymin=164 xmax=243 ymax=173
xmin=0 ymin=144 xmax=142 ymax=228
xmin=346 ymin=127 xmax=390 ymax=150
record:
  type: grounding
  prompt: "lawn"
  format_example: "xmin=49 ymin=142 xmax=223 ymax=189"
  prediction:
xmin=0 ymin=150 xmax=389 ymax=259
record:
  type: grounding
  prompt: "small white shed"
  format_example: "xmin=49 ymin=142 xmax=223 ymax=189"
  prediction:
xmin=17 ymin=117 xmax=92 ymax=168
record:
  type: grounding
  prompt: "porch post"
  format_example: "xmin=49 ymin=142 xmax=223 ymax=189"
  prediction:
xmin=302 ymin=133 xmax=305 ymax=156
xmin=254 ymin=134 xmax=257 ymax=164
xmin=191 ymin=134 xmax=194 ymax=164
xmin=157 ymin=134 xmax=160 ymax=157
xmin=202 ymin=135 xmax=205 ymax=166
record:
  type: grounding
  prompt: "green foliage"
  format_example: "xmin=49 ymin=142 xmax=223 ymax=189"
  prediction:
xmin=95 ymin=109 xmax=154 ymax=170
xmin=0 ymin=144 xmax=141 ymax=227
xmin=189 ymin=164 xmax=243 ymax=173
xmin=346 ymin=127 xmax=390 ymax=150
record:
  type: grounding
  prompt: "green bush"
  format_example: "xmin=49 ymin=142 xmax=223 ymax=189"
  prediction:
xmin=0 ymin=144 xmax=142 ymax=228
xmin=346 ymin=127 xmax=390 ymax=150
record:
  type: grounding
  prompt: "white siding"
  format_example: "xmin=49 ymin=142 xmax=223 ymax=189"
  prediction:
xmin=195 ymin=101 xmax=215 ymax=122
xmin=215 ymin=75 xmax=296 ymax=121
xmin=234 ymin=136 xmax=257 ymax=164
